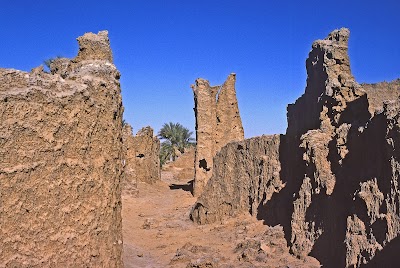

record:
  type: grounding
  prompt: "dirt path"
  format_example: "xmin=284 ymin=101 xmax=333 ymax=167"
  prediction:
xmin=122 ymin=171 xmax=320 ymax=268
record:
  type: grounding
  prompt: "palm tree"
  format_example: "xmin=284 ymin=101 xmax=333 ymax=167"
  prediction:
xmin=159 ymin=141 xmax=174 ymax=166
xmin=158 ymin=122 xmax=195 ymax=165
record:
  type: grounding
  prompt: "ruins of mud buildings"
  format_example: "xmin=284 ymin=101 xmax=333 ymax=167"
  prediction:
xmin=1 ymin=28 xmax=400 ymax=267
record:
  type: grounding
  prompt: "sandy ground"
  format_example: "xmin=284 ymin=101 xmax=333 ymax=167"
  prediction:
xmin=122 ymin=171 xmax=320 ymax=268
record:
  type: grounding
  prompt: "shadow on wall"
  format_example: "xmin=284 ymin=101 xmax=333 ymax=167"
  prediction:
xmin=362 ymin=235 xmax=400 ymax=268
xmin=256 ymin=133 xmax=306 ymax=251
xmin=257 ymin=96 xmax=393 ymax=268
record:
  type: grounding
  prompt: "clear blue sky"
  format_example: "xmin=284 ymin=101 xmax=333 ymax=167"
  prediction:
xmin=1 ymin=1 xmax=399 ymax=138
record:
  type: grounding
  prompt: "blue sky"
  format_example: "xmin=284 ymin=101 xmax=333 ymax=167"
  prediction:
xmin=1 ymin=1 xmax=399 ymax=138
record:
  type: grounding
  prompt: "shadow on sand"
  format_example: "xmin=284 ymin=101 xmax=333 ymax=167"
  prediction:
xmin=169 ymin=179 xmax=194 ymax=193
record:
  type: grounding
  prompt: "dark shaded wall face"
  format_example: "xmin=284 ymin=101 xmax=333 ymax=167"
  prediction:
xmin=363 ymin=235 xmax=400 ymax=268
xmin=262 ymin=93 xmax=396 ymax=268
xmin=305 ymin=101 xmax=389 ymax=267
xmin=249 ymin=28 xmax=400 ymax=267
xmin=287 ymin=47 xmax=327 ymax=139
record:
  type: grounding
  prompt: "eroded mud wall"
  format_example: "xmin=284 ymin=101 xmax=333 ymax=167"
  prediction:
xmin=162 ymin=147 xmax=195 ymax=181
xmin=270 ymin=29 xmax=400 ymax=268
xmin=362 ymin=79 xmax=400 ymax=115
xmin=0 ymin=31 xmax=123 ymax=267
xmin=131 ymin=126 xmax=160 ymax=185
xmin=122 ymin=125 xmax=160 ymax=194
xmin=190 ymin=135 xmax=284 ymax=224
xmin=284 ymin=28 xmax=400 ymax=268
xmin=190 ymin=28 xmax=400 ymax=267
xmin=122 ymin=124 xmax=139 ymax=196
xmin=191 ymin=73 xmax=244 ymax=196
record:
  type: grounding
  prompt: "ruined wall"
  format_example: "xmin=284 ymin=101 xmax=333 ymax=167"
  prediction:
xmin=190 ymin=28 xmax=400 ymax=267
xmin=122 ymin=124 xmax=139 ymax=196
xmin=272 ymin=29 xmax=400 ymax=268
xmin=123 ymin=125 xmax=160 ymax=188
xmin=285 ymin=28 xmax=368 ymax=263
xmin=362 ymin=79 xmax=400 ymax=115
xmin=284 ymin=28 xmax=400 ymax=268
xmin=0 ymin=31 xmax=123 ymax=267
xmin=132 ymin=126 xmax=160 ymax=184
xmin=190 ymin=135 xmax=284 ymax=224
xmin=215 ymin=74 xmax=244 ymax=149
xmin=162 ymin=147 xmax=195 ymax=181
xmin=191 ymin=73 xmax=244 ymax=196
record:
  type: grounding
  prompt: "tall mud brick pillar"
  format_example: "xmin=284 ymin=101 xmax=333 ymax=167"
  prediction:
xmin=191 ymin=73 xmax=244 ymax=197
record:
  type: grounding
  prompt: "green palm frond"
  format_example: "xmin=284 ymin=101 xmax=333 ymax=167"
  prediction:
xmin=158 ymin=122 xmax=195 ymax=166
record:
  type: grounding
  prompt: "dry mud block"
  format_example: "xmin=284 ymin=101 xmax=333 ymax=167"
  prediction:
xmin=0 ymin=31 xmax=123 ymax=267
xmin=191 ymin=73 xmax=244 ymax=197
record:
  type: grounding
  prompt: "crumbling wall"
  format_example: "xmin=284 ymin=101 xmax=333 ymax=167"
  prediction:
xmin=0 ymin=31 xmax=123 ymax=267
xmin=162 ymin=147 xmax=195 ymax=181
xmin=122 ymin=124 xmax=139 ymax=196
xmin=130 ymin=126 xmax=160 ymax=185
xmin=276 ymin=29 xmax=400 ymax=267
xmin=215 ymin=73 xmax=244 ymax=149
xmin=362 ymin=79 xmax=400 ymax=115
xmin=191 ymin=73 xmax=244 ymax=196
xmin=285 ymin=28 xmax=368 ymax=263
xmin=190 ymin=28 xmax=400 ymax=267
xmin=123 ymin=125 xmax=160 ymax=190
xmin=190 ymin=135 xmax=284 ymax=224
xmin=284 ymin=28 xmax=400 ymax=268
